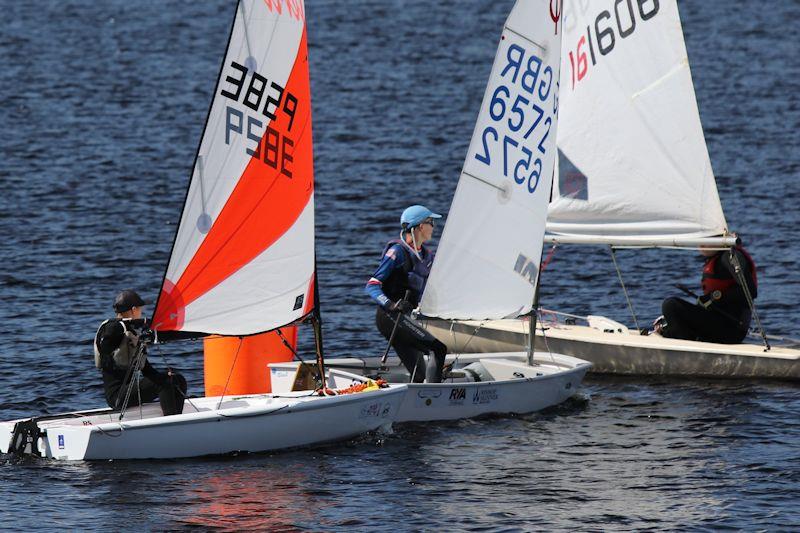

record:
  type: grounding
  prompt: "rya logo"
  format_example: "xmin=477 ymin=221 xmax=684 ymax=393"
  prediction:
xmin=449 ymin=388 xmax=466 ymax=400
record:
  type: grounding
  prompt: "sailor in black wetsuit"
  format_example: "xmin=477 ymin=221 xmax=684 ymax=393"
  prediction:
xmin=365 ymin=205 xmax=448 ymax=383
xmin=659 ymin=244 xmax=758 ymax=344
xmin=94 ymin=289 xmax=187 ymax=414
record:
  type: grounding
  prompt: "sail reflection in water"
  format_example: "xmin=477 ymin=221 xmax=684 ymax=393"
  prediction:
xmin=179 ymin=465 xmax=323 ymax=529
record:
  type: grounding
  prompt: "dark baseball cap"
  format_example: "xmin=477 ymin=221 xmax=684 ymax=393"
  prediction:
xmin=113 ymin=289 xmax=148 ymax=313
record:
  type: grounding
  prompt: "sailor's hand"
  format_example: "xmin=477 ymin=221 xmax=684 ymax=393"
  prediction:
xmin=698 ymin=290 xmax=721 ymax=309
xmin=389 ymin=299 xmax=413 ymax=314
xmin=127 ymin=318 xmax=148 ymax=330
xmin=139 ymin=329 xmax=155 ymax=343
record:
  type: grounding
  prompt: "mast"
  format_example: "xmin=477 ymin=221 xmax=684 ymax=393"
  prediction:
xmin=311 ymin=260 xmax=326 ymax=389
xmin=527 ymin=268 xmax=542 ymax=366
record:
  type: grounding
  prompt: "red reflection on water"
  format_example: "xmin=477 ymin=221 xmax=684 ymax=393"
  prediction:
xmin=179 ymin=463 xmax=325 ymax=530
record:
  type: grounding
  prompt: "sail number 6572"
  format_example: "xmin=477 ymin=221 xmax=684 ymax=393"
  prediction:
xmin=474 ymin=82 xmax=552 ymax=194
xmin=473 ymin=42 xmax=557 ymax=195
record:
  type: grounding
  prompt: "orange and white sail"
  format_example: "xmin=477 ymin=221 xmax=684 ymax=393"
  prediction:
xmin=153 ymin=0 xmax=315 ymax=336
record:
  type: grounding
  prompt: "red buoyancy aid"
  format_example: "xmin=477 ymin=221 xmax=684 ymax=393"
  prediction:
xmin=701 ymin=246 xmax=758 ymax=295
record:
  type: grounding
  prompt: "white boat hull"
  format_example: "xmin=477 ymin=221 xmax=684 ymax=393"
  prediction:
xmin=421 ymin=317 xmax=800 ymax=380
xmin=274 ymin=352 xmax=591 ymax=423
xmin=395 ymin=355 xmax=589 ymax=422
xmin=0 ymin=386 xmax=406 ymax=461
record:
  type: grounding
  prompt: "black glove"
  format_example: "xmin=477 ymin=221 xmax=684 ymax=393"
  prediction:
xmin=139 ymin=329 xmax=155 ymax=343
xmin=388 ymin=299 xmax=414 ymax=314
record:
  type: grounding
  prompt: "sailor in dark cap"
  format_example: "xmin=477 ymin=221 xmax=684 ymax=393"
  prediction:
xmin=93 ymin=289 xmax=187 ymax=415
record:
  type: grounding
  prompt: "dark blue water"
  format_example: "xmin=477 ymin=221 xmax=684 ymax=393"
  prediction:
xmin=2 ymin=0 xmax=799 ymax=529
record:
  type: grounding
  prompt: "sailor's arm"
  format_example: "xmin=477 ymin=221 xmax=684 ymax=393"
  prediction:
xmin=719 ymin=249 xmax=757 ymax=306
xmin=365 ymin=245 xmax=403 ymax=308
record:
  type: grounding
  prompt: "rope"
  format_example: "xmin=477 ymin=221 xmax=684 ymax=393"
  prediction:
xmin=276 ymin=328 xmax=303 ymax=361
xmin=539 ymin=308 xmax=589 ymax=322
xmin=151 ymin=343 xmax=200 ymax=413
xmin=446 ymin=321 xmax=461 ymax=369
xmin=137 ymin=373 xmax=143 ymax=420
xmin=118 ymin=341 xmax=149 ymax=421
xmin=442 ymin=319 xmax=488 ymax=374
xmin=609 ymin=246 xmax=641 ymax=332
xmin=456 ymin=320 xmax=487 ymax=355
xmin=540 ymin=244 xmax=558 ymax=271
xmin=217 ymin=337 xmax=244 ymax=409
xmin=728 ymin=249 xmax=770 ymax=351
xmin=535 ymin=310 xmax=557 ymax=365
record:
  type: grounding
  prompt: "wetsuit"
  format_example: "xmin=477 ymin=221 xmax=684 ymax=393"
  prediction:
xmin=661 ymin=246 xmax=758 ymax=344
xmin=366 ymin=240 xmax=447 ymax=382
xmin=94 ymin=318 xmax=187 ymax=414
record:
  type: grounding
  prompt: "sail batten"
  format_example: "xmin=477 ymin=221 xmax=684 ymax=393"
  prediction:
xmin=548 ymin=0 xmax=727 ymax=245
xmin=152 ymin=0 xmax=316 ymax=336
xmin=420 ymin=1 xmax=562 ymax=321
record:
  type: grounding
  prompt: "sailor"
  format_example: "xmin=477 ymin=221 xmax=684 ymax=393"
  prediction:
xmin=94 ymin=289 xmax=187 ymax=415
xmin=658 ymin=243 xmax=758 ymax=344
xmin=365 ymin=205 xmax=448 ymax=383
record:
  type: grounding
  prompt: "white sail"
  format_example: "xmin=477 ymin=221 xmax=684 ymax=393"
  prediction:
xmin=420 ymin=0 xmax=563 ymax=320
xmin=548 ymin=0 xmax=728 ymax=246
xmin=152 ymin=0 xmax=316 ymax=336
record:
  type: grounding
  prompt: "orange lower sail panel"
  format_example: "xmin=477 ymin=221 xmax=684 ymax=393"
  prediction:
xmin=203 ymin=328 xmax=298 ymax=396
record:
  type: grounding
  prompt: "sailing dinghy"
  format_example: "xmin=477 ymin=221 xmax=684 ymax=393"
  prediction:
xmin=421 ymin=0 xmax=800 ymax=380
xmin=309 ymin=0 xmax=591 ymax=422
xmin=0 ymin=0 xmax=406 ymax=461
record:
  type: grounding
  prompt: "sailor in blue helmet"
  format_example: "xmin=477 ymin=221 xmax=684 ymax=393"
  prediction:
xmin=365 ymin=205 xmax=448 ymax=382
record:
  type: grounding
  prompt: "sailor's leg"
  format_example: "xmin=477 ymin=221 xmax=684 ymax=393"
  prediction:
xmin=137 ymin=377 xmax=161 ymax=404
xmin=376 ymin=307 xmax=425 ymax=381
xmin=660 ymin=297 xmax=703 ymax=340
xmin=393 ymin=344 xmax=427 ymax=383
xmin=157 ymin=373 xmax=187 ymax=415
xmin=701 ymin=312 xmax=750 ymax=344
xmin=112 ymin=376 xmax=159 ymax=409
xmin=392 ymin=313 xmax=448 ymax=383
xmin=425 ymin=341 xmax=447 ymax=383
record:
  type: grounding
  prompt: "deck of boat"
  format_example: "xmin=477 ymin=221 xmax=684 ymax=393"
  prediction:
xmin=422 ymin=318 xmax=800 ymax=380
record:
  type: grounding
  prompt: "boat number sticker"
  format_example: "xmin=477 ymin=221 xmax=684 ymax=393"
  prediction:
xmin=220 ymin=61 xmax=299 ymax=177
xmin=473 ymin=36 xmax=559 ymax=194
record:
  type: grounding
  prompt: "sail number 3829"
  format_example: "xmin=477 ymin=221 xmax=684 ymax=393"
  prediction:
xmin=220 ymin=60 xmax=299 ymax=177
xmin=473 ymin=41 xmax=558 ymax=194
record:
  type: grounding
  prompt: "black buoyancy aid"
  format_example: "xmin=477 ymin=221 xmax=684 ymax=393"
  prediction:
xmin=380 ymin=239 xmax=435 ymax=307
xmin=93 ymin=319 xmax=142 ymax=371
xmin=701 ymin=246 xmax=758 ymax=295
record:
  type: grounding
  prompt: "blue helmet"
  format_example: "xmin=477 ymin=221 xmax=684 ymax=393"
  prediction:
xmin=400 ymin=205 xmax=442 ymax=230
